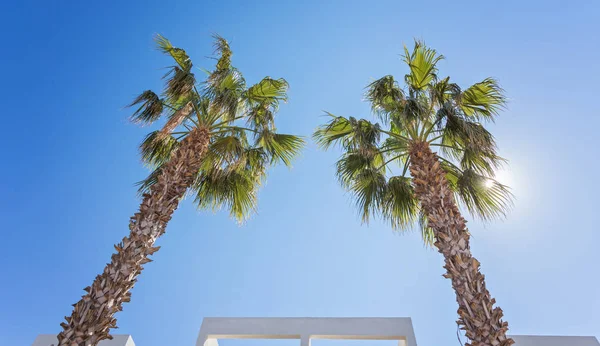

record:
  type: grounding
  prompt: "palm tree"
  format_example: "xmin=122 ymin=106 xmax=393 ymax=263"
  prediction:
xmin=314 ymin=41 xmax=514 ymax=346
xmin=57 ymin=35 xmax=304 ymax=346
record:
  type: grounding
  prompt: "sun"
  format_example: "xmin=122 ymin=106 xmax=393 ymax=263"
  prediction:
xmin=483 ymin=168 xmax=514 ymax=189
xmin=492 ymin=168 xmax=514 ymax=187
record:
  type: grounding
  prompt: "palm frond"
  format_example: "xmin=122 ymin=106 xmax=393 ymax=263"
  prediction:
xmin=139 ymin=131 xmax=180 ymax=168
xmin=212 ymin=34 xmax=232 ymax=71
xmin=460 ymin=147 xmax=506 ymax=176
xmin=129 ymin=90 xmax=164 ymax=124
xmin=257 ymin=131 xmax=305 ymax=167
xmin=417 ymin=209 xmax=435 ymax=246
xmin=314 ymin=115 xmax=382 ymax=152
xmin=154 ymin=34 xmax=192 ymax=70
xmin=350 ymin=168 xmax=387 ymax=223
xmin=430 ymin=76 xmax=461 ymax=107
xmin=192 ymin=152 xmax=264 ymax=223
xmin=208 ymin=134 xmax=246 ymax=164
xmin=193 ymin=169 xmax=257 ymax=223
xmin=398 ymin=95 xmax=429 ymax=125
xmin=439 ymin=159 xmax=513 ymax=220
xmin=402 ymin=40 xmax=444 ymax=91
xmin=336 ymin=150 xmax=383 ymax=188
xmin=245 ymin=77 xmax=289 ymax=107
xmin=447 ymin=166 xmax=513 ymax=220
xmin=460 ymin=78 xmax=506 ymax=121
xmin=313 ymin=114 xmax=354 ymax=149
xmin=365 ymin=75 xmax=404 ymax=121
xmin=135 ymin=166 xmax=162 ymax=196
xmin=205 ymin=68 xmax=245 ymax=122
xmin=381 ymin=136 xmax=410 ymax=156
xmin=440 ymin=113 xmax=498 ymax=165
xmin=381 ymin=176 xmax=419 ymax=229
xmin=246 ymin=104 xmax=275 ymax=131
xmin=164 ymin=66 xmax=196 ymax=105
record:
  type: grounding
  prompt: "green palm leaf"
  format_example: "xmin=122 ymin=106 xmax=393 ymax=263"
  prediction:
xmin=336 ymin=151 xmax=379 ymax=188
xmin=129 ymin=90 xmax=164 ymax=124
xmin=257 ymin=131 xmax=305 ymax=167
xmin=245 ymin=77 xmax=289 ymax=107
xmin=430 ymin=76 xmax=461 ymax=107
xmin=135 ymin=166 xmax=162 ymax=196
xmin=155 ymin=34 xmax=192 ymax=70
xmin=212 ymin=34 xmax=232 ymax=71
xmin=139 ymin=131 xmax=180 ymax=168
xmin=455 ymin=168 xmax=513 ymax=220
xmin=402 ymin=40 xmax=444 ymax=90
xmin=366 ymin=75 xmax=404 ymax=120
xmin=192 ymin=146 xmax=266 ymax=223
xmin=206 ymin=68 xmax=246 ymax=121
xmin=164 ymin=66 xmax=196 ymax=105
xmin=313 ymin=114 xmax=355 ymax=149
xmin=381 ymin=176 xmax=418 ymax=229
xmin=193 ymin=168 xmax=258 ymax=223
xmin=208 ymin=134 xmax=247 ymax=164
xmin=460 ymin=78 xmax=506 ymax=121
xmin=350 ymin=168 xmax=387 ymax=223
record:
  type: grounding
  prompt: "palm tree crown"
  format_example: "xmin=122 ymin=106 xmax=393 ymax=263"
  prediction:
xmin=314 ymin=41 xmax=512 ymax=244
xmin=131 ymin=34 xmax=304 ymax=222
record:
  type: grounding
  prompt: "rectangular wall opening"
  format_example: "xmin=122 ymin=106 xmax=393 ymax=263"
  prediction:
xmin=218 ymin=338 xmax=300 ymax=346
xmin=312 ymin=339 xmax=401 ymax=346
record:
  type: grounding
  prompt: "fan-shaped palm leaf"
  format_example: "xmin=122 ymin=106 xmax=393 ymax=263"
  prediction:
xmin=129 ymin=90 xmax=164 ymax=124
xmin=351 ymin=167 xmax=387 ymax=223
xmin=366 ymin=75 xmax=405 ymax=120
xmin=381 ymin=176 xmax=419 ymax=228
xmin=257 ymin=131 xmax=305 ymax=167
xmin=155 ymin=34 xmax=192 ymax=70
xmin=460 ymin=77 xmax=506 ymax=121
xmin=139 ymin=131 xmax=180 ymax=168
xmin=402 ymin=40 xmax=444 ymax=90
xmin=245 ymin=77 xmax=289 ymax=107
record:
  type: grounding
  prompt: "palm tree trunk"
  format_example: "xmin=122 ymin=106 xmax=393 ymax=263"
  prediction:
xmin=159 ymin=101 xmax=194 ymax=138
xmin=57 ymin=126 xmax=210 ymax=346
xmin=408 ymin=141 xmax=514 ymax=346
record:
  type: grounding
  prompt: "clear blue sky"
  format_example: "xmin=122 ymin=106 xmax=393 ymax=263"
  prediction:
xmin=1 ymin=0 xmax=598 ymax=345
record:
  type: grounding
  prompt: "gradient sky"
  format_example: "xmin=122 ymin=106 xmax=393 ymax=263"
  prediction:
xmin=1 ymin=0 xmax=599 ymax=345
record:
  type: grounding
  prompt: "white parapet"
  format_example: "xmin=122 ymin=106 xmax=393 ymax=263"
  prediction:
xmin=32 ymin=319 xmax=600 ymax=346
xmin=196 ymin=317 xmax=418 ymax=346
xmin=512 ymin=335 xmax=600 ymax=346
xmin=196 ymin=317 xmax=599 ymax=346
xmin=32 ymin=334 xmax=135 ymax=346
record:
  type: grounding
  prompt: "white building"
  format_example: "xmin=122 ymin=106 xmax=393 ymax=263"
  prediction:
xmin=32 ymin=318 xmax=599 ymax=346
xmin=195 ymin=317 xmax=599 ymax=346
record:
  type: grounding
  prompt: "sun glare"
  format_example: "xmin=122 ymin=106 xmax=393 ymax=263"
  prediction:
xmin=491 ymin=168 xmax=514 ymax=188
xmin=483 ymin=168 xmax=515 ymax=189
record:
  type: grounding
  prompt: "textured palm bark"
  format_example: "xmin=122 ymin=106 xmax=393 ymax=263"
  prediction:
xmin=159 ymin=101 xmax=193 ymax=138
xmin=409 ymin=141 xmax=514 ymax=346
xmin=57 ymin=127 xmax=210 ymax=346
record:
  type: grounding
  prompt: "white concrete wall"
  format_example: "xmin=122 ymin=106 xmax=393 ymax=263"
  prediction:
xmin=511 ymin=335 xmax=599 ymax=346
xmin=196 ymin=317 xmax=600 ymax=346
xmin=197 ymin=318 xmax=418 ymax=346
xmin=32 ymin=334 xmax=135 ymax=346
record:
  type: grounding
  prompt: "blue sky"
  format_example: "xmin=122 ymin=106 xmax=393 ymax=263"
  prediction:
xmin=1 ymin=0 xmax=599 ymax=345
